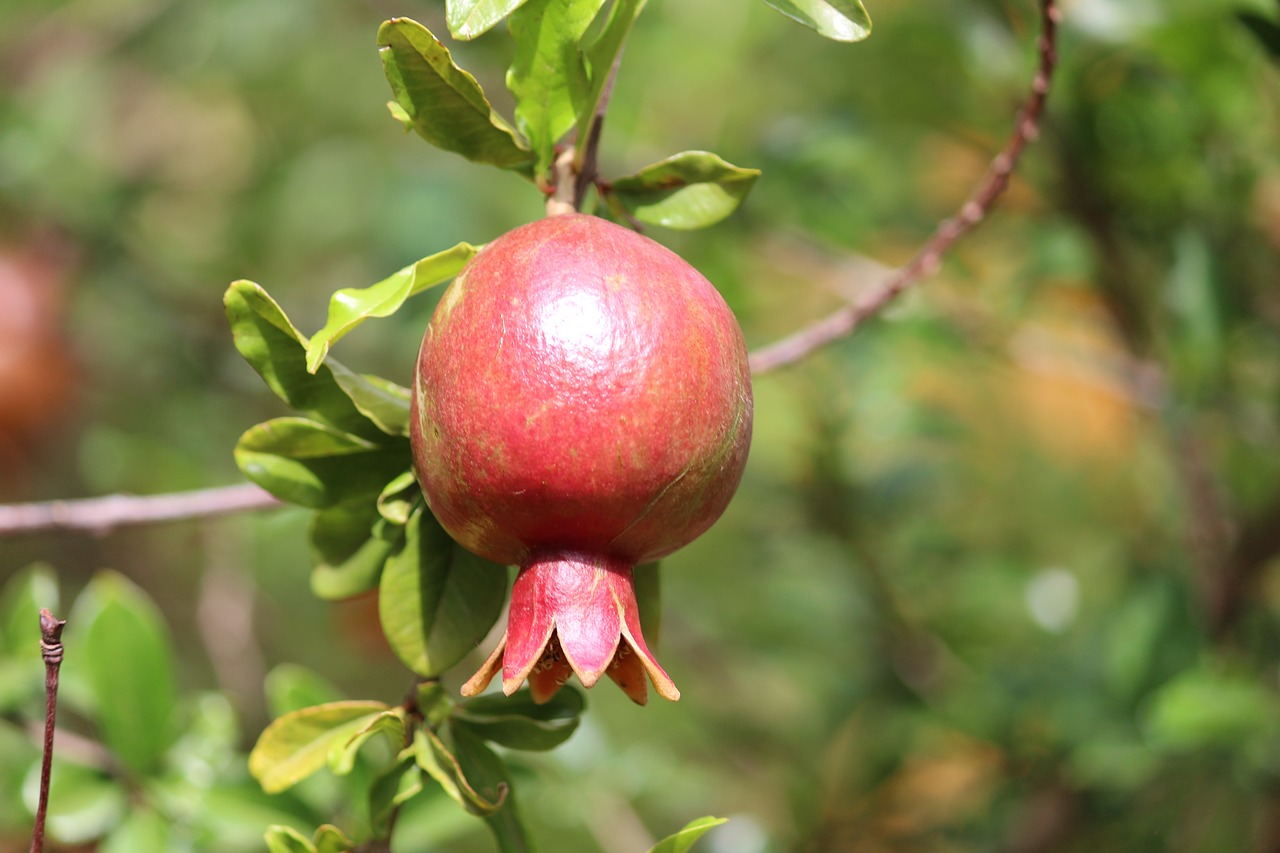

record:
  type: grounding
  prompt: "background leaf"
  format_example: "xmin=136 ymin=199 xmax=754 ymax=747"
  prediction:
xmin=611 ymin=151 xmax=760 ymax=229
xmin=66 ymin=572 xmax=178 ymax=777
xmin=760 ymin=0 xmax=871 ymax=42
xmin=378 ymin=508 xmax=508 ymax=677
xmin=574 ymin=0 xmax=647 ymax=143
xmin=449 ymin=724 xmax=533 ymax=852
xmin=648 ymin=816 xmax=729 ymax=853
xmin=379 ymin=18 xmax=534 ymax=170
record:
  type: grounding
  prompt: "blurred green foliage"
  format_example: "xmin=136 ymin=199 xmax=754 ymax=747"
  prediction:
xmin=3 ymin=0 xmax=1280 ymax=850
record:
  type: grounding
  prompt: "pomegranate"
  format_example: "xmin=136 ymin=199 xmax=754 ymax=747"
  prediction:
xmin=410 ymin=213 xmax=752 ymax=704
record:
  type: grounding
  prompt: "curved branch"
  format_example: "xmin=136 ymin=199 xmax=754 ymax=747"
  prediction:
xmin=749 ymin=0 xmax=1061 ymax=375
xmin=0 ymin=483 xmax=280 ymax=537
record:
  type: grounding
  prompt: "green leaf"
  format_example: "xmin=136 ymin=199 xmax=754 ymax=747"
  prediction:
xmin=314 ymin=824 xmax=357 ymax=853
xmin=377 ymin=470 xmax=422 ymax=526
xmin=454 ymin=687 xmax=584 ymax=751
xmin=449 ymin=724 xmax=533 ymax=852
xmin=235 ymin=418 xmax=409 ymax=509
xmin=100 ymin=808 xmax=171 ymax=853
xmin=328 ymin=365 xmax=412 ymax=437
xmin=265 ymin=825 xmax=316 ymax=853
xmin=305 ymin=244 xmax=480 ymax=373
xmin=225 ymin=280 xmax=383 ymax=440
xmin=647 ymin=816 xmax=729 ymax=853
xmin=1 ymin=562 xmax=58 ymax=658
xmin=0 ymin=564 xmax=58 ymax=713
xmin=760 ymin=0 xmax=871 ymax=42
xmin=507 ymin=0 xmax=603 ymax=173
xmin=447 ymin=0 xmax=533 ymax=40
xmin=310 ymin=505 xmax=403 ymax=600
xmin=612 ymin=151 xmax=761 ymax=229
xmin=370 ymin=752 xmax=425 ymax=837
xmin=249 ymin=700 xmax=393 ymax=794
xmin=327 ymin=707 xmax=407 ymax=776
xmin=574 ymin=0 xmax=647 ymax=144
xmin=379 ymin=507 xmax=508 ymax=677
xmin=265 ymin=664 xmax=347 ymax=718
xmin=1144 ymin=667 xmax=1280 ymax=753
xmin=21 ymin=759 xmax=128 ymax=845
xmin=67 ymin=571 xmax=178 ymax=776
xmin=1239 ymin=11 xmax=1280 ymax=61
xmin=379 ymin=18 xmax=535 ymax=170
xmin=413 ymin=728 xmax=507 ymax=816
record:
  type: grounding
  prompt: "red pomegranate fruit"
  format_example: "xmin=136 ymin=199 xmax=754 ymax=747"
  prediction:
xmin=409 ymin=213 xmax=753 ymax=704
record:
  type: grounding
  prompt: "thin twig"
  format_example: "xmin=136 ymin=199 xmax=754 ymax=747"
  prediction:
xmin=30 ymin=609 xmax=65 ymax=853
xmin=748 ymin=0 xmax=1061 ymax=375
xmin=0 ymin=483 xmax=280 ymax=538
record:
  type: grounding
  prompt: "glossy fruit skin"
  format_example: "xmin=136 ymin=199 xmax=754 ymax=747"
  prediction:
xmin=410 ymin=213 xmax=752 ymax=702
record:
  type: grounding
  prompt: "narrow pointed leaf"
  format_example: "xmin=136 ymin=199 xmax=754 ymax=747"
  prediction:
xmin=612 ymin=151 xmax=760 ymax=229
xmin=314 ymin=825 xmax=357 ymax=853
xmin=235 ymin=418 xmax=409 ymax=509
xmin=67 ymin=572 xmax=177 ymax=776
xmin=379 ymin=18 xmax=534 ymax=170
xmin=249 ymin=701 xmax=392 ymax=794
xmin=377 ymin=470 xmax=421 ymax=526
xmin=575 ymin=0 xmax=647 ymax=143
xmin=379 ymin=507 xmax=508 ymax=677
xmin=449 ymin=723 xmax=533 ymax=852
xmin=305 ymin=244 xmax=480 ymax=373
xmin=447 ymin=0 xmax=532 ymax=40
xmin=507 ymin=0 xmax=603 ymax=172
xmin=371 ymin=752 xmax=425 ymax=836
xmin=265 ymin=826 xmax=317 ymax=853
xmin=760 ymin=0 xmax=871 ymax=42
xmin=413 ymin=728 xmax=507 ymax=815
xmin=454 ymin=687 xmax=584 ymax=751
xmin=327 ymin=708 xmax=407 ymax=776
xmin=648 ymin=816 xmax=729 ymax=853
xmin=310 ymin=506 xmax=403 ymax=600
xmin=225 ymin=281 xmax=382 ymax=440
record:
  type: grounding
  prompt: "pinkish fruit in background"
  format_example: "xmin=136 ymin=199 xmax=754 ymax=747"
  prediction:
xmin=410 ymin=213 xmax=753 ymax=704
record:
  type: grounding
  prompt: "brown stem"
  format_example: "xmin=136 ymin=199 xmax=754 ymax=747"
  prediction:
xmin=29 ymin=609 xmax=66 ymax=853
xmin=748 ymin=0 xmax=1061 ymax=375
xmin=0 ymin=483 xmax=280 ymax=538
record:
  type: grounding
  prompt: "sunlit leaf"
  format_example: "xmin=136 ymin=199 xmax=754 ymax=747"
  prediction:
xmin=414 ymin=727 xmax=506 ymax=815
xmin=379 ymin=18 xmax=534 ymax=170
xmin=235 ymin=418 xmax=409 ymax=509
xmin=225 ymin=281 xmax=383 ymax=441
xmin=447 ymin=0 xmax=532 ymax=40
xmin=68 ymin=572 xmax=178 ymax=776
xmin=574 ymin=0 xmax=647 ymax=144
xmin=305 ymin=244 xmax=480 ymax=373
xmin=1144 ymin=667 xmax=1280 ymax=753
xmin=647 ymin=816 xmax=729 ymax=853
xmin=379 ymin=507 xmax=508 ymax=677
xmin=612 ymin=151 xmax=760 ymax=229
xmin=249 ymin=701 xmax=392 ymax=794
xmin=328 ymin=366 xmax=412 ymax=437
xmin=760 ymin=0 xmax=871 ymax=42
xmin=454 ymin=687 xmax=584 ymax=751
xmin=507 ymin=0 xmax=603 ymax=172
xmin=377 ymin=470 xmax=421 ymax=526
